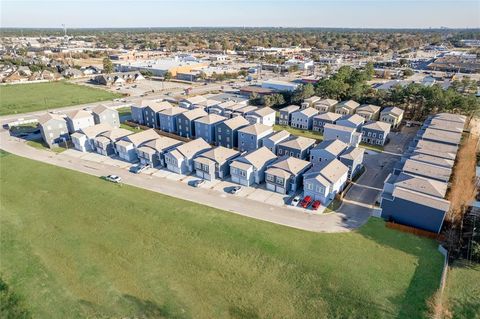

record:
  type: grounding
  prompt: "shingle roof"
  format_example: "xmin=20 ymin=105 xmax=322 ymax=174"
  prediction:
xmin=296 ymin=107 xmax=319 ymax=117
xmin=196 ymin=146 xmax=240 ymax=165
xmin=238 ymin=123 xmax=272 ymax=135
xmin=174 ymin=138 xmax=211 ymax=159
xmin=337 ymin=100 xmax=359 ymax=110
xmin=392 ymin=187 xmax=450 ymax=212
xmin=97 ymin=128 xmax=132 ymax=141
xmin=251 ymin=107 xmax=275 ymax=117
xmin=160 ymin=107 xmax=187 ymax=116
xmin=324 ymin=123 xmax=355 ymax=133
xmin=357 ymin=104 xmax=381 ymax=114
xmin=381 ymin=107 xmax=403 ymax=117
xmin=80 ymin=123 xmax=113 ymax=139
xmin=421 ymin=127 xmax=462 ymax=145
xmin=221 ymin=116 xmax=250 ymax=130
xmin=362 ymin=121 xmax=391 ymax=132
xmin=394 ymin=172 xmax=447 ymax=198
xmin=267 ymin=156 xmax=311 ymax=175
xmin=92 ymin=104 xmax=114 ymax=115
xmin=140 ymin=136 xmax=183 ymax=152
xmin=304 ymin=159 xmax=349 ymax=185
xmin=278 ymin=136 xmax=316 ymax=150
xmin=181 ymin=108 xmax=208 ymax=121
xmin=338 ymin=114 xmax=365 ymax=126
xmin=38 ymin=112 xmax=66 ymax=125
xmin=402 ymin=159 xmax=452 ymax=182
xmin=313 ymin=139 xmax=348 ymax=156
xmin=313 ymin=112 xmax=343 ymax=122
xmin=67 ymin=109 xmax=93 ymax=120
xmin=415 ymin=140 xmax=458 ymax=154
xmin=183 ymin=95 xmax=208 ymax=105
xmin=315 ymin=99 xmax=338 ymax=107
xmin=195 ymin=114 xmax=226 ymax=125
xmin=125 ymin=129 xmax=160 ymax=146
xmin=408 ymin=153 xmax=454 ymax=169
xmin=265 ymin=130 xmax=290 ymax=143
xmin=280 ymin=105 xmax=300 ymax=113
xmin=241 ymin=146 xmax=277 ymax=169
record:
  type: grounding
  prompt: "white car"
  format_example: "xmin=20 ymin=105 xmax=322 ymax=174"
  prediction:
xmin=105 ymin=175 xmax=122 ymax=183
xmin=291 ymin=196 xmax=301 ymax=206
xmin=230 ymin=186 xmax=242 ymax=194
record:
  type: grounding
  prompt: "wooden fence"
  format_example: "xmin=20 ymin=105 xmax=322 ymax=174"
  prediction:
xmin=386 ymin=222 xmax=445 ymax=240
xmin=123 ymin=120 xmax=192 ymax=143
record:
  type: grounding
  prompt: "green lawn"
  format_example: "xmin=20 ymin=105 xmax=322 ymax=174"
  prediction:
xmin=443 ymin=260 xmax=480 ymax=319
xmin=359 ymin=142 xmax=384 ymax=152
xmin=26 ymin=139 xmax=66 ymax=154
xmin=273 ymin=124 xmax=324 ymax=141
xmin=0 ymin=81 xmax=122 ymax=116
xmin=120 ymin=123 xmax=142 ymax=132
xmin=0 ymin=152 xmax=444 ymax=319
xmin=117 ymin=106 xmax=132 ymax=117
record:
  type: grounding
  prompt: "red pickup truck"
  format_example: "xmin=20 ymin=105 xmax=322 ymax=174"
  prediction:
xmin=300 ymin=196 xmax=313 ymax=208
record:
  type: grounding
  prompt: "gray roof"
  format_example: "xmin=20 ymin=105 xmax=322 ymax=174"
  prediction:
xmin=238 ymin=123 xmax=272 ymax=136
xmin=195 ymin=114 xmax=227 ymax=125
xmin=393 ymin=172 xmax=448 ymax=198
xmin=392 ymin=187 xmax=450 ymax=212
xmin=160 ymin=107 xmax=187 ymax=116
xmin=92 ymin=104 xmax=116 ymax=115
xmin=381 ymin=107 xmax=404 ymax=117
xmin=138 ymin=136 xmax=183 ymax=153
xmin=173 ymin=138 xmax=211 ymax=159
xmin=402 ymin=159 xmax=452 ymax=182
xmin=315 ymin=99 xmax=338 ymax=107
xmin=304 ymin=159 xmax=349 ymax=185
xmin=295 ymin=107 xmax=319 ymax=117
xmin=181 ymin=108 xmax=208 ymax=121
xmin=221 ymin=116 xmax=250 ymax=130
xmin=339 ymin=146 xmax=364 ymax=161
xmin=38 ymin=112 xmax=66 ymax=125
xmin=239 ymin=146 xmax=277 ymax=169
xmin=250 ymin=107 xmax=275 ymax=117
xmin=415 ymin=140 xmax=458 ymax=154
xmin=356 ymin=104 xmax=381 ymax=114
xmin=420 ymin=128 xmax=462 ymax=145
xmin=266 ymin=156 xmax=311 ymax=176
xmin=280 ymin=104 xmax=300 ymax=113
xmin=324 ymin=123 xmax=355 ymax=134
xmin=313 ymin=112 xmax=343 ymax=122
xmin=278 ymin=136 xmax=316 ymax=151
xmin=79 ymin=123 xmax=113 ymax=139
xmin=362 ymin=121 xmax=391 ymax=132
xmin=312 ymin=139 xmax=348 ymax=156
xmin=265 ymin=130 xmax=291 ymax=143
xmin=412 ymin=147 xmax=456 ymax=161
xmin=337 ymin=114 xmax=365 ymax=127
xmin=408 ymin=153 xmax=454 ymax=169
xmin=195 ymin=146 xmax=240 ymax=165
xmin=124 ymin=129 xmax=160 ymax=146
xmin=336 ymin=100 xmax=359 ymax=110
xmin=67 ymin=109 xmax=93 ymax=120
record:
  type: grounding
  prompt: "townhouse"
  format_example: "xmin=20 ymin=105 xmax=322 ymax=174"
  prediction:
xmin=215 ymin=116 xmax=250 ymax=148
xmin=165 ymin=138 xmax=211 ymax=174
xmin=335 ymin=100 xmax=359 ymax=115
xmin=278 ymin=105 xmax=300 ymax=126
xmin=313 ymin=99 xmax=338 ymax=112
xmin=237 ymin=123 xmax=273 ymax=152
xmin=301 ymin=96 xmax=321 ymax=109
xmin=262 ymin=130 xmax=291 ymax=154
xmin=223 ymin=103 xmax=248 ymax=119
xmin=303 ymin=159 xmax=349 ymax=204
xmin=339 ymin=146 xmax=364 ymax=180
xmin=65 ymin=109 xmax=95 ymax=133
xmin=179 ymin=95 xmax=208 ymax=109
xmin=309 ymin=139 xmax=348 ymax=163
xmin=355 ymin=104 xmax=381 ymax=121
xmin=336 ymin=114 xmax=365 ymax=130
xmin=194 ymin=114 xmax=227 ymax=144
xmin=208 ymin=100 xmax=236 ymax=116
xmin=143 ymin=101 xmax=173 ymax=128
xmin=276 ymin=136 xmax=316 ymax=160
xmin=233 ymin=105 xmax=258 ymax=118
xmin=176 ymin=108 xmax=208 ymax=138
xmin=115 ymin=129 xmax=160 ymax=162
xmin=230 ymin=147 xmax=277 ymax=186
xmin=323 ymin=123 xmax=361 ymax=147
xmin=265 ymin=156 xmax=311 ymax=194
xmin=158 ymin=107 xmax=187 ymax=134
xmin=290 ymin=107 xmax=319 ymax=130
xmin=379 ymin=107 xmax=404 ymax=128
xmin=71 ymin=123 xmax=112 ymax=152
xmin=38 ymin=113 xmax=70 ymax=148
xmin=93 ymin=128 xmax=133 ymax=156
xmin=245 ymin=107 xmax=276 ymax=126
xmin=312 ymin=112 xmax=343 ymax=133
xmin=193 ymin=146 xmax=240 ymax=181
xmin=91 ymin=105 xmax=120 ymax=128
xmin=361 ymin=121 xmax=391 ymax=146
xmin=136 ymin=136 xmax=183 ymax=167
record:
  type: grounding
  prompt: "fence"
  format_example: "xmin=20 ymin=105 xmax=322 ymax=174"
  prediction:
xmin=386 ymin=221 xmax=445 ymax=240
xmin=123 ymin=120 xmax=192 ymax=143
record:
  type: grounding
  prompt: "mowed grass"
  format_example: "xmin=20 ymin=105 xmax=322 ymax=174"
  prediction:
xmin=443 ymin=260 xmax=480 ymax=319
xmin=0 ymin=81 xmax=122 ymax=115
xmin=0 ymin=152 xmax=444 ymax=319
xmin=274 ymin=124 xmax=324 ymax=141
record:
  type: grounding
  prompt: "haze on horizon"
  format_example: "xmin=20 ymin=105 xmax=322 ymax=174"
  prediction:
xmin=1 ymin=0 xmax=479 ymax=29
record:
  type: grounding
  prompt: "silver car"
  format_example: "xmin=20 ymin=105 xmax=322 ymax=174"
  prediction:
xmin=105 ymin=175 xmax=122 ymax=183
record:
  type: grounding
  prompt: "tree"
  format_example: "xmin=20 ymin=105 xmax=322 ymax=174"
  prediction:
xmin=102 ymin=57 xmax=113 ymax=74
xmin=163 ymin=71 xmax=172 ymax=80
xmin=403 ymin=68 xmax=414 ymax=77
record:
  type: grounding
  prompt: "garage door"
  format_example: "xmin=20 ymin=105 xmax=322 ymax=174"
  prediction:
xmin=276 ymin=186 xmax=286 ymax=194
xmin=266 ymin=183 xmax=275 ymax=191
xmin=232 ymin=176 xmax=240 ymax=183
xmin=240 ymin=178 xmax=249 ymax=186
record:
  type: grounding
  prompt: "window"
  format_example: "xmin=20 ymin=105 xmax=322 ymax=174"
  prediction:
xmin=218 ymin=127 xmax=222 ymax=133
xmin=290 ymin=151 xmax=294 ymax=156
xmin=379 ymin=134 xmax=383 ymax=139
xmin=278 ymin=149 xmax=282 ymax=155
xmin=306 ymin=183 xmax=313 ymax=190
xmin=195 ymin=162 xmax=201 ymax=169
xmin=266 ymin=174 xmax=274 ymax=182
xmin=367 ymin=132 xmax=371 ymax=137
xmin=231 ymin=167 xmax=238 ymax=174
xmin=240 ymin=170 xmax=246 ymax=177
xmin=372 ymin=133 xmax=376 ymax=138
xmin=276 ymin=177 xmax=284 ymax=184
xmin=316 ymin=185 xmax=323 ymax=193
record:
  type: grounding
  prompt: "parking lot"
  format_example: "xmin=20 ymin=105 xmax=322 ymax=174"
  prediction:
xmin=61 ymin=149 xmax=327 ymax=214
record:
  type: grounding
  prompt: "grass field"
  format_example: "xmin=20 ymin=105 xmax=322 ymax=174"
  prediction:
xmin=26 ymin=139 xmax=66 ymax=153
xmin=273 ymin=124 xmax=324 ymax=141
xmin=0 ymin=152 xmax=445 ymax=319
xmin=443 ymin=260 xmax=480 ymax=319
xmin=0 ymin=81 xmax=122 ymax=116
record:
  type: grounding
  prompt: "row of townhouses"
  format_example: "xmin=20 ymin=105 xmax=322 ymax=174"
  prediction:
xmin=379 ymin=113 xmax=466 ymax=233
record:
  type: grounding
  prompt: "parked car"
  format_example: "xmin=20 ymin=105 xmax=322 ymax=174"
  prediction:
xmin=230 ymin=186 xmax=242 ymax=194
xmin=312 ymin=200 xmax=321 ymax=210
xmin=129 ymin=164 xmax=148 ymax=174
xmin=105 ymin=175 xmax=122 ymax=183
xmin=291 ymin=196 xmax=301 ymax=206
xmin=300 ymin=196 xmax=313 ymax=208
xmin=193 ymin=179 xmax=206 ymax=187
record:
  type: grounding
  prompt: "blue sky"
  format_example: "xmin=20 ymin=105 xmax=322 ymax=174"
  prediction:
xmin=1 ymin=0 xmax=479 ymax=28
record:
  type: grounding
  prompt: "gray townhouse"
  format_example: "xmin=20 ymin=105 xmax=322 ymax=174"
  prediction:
xmin=115 ymin=129 xmax=160 ymax=162
xmin=290 ymin=107 xmax=319 ymax=130
xmin=215 ymin=116 xmax=250 ymax=148
xmin=245 ymin=107 xmax=276 ymax=126
xmin=335 ymin=100 xmax=360 ymax=115
xmin=314 ymin=98 xmax=338 ymax=112
xmin=66 ymin=109 xmax=95 ymax=133
xmin=38 ymin=113 xmax=70 ymax=148
xmin=336 ymin=114 xmax=365 ymax=130
xmin=301 ymin=96 xmax=321 ymax=109
xmin=380 ymin=172 xmax=450 ymax=233
xmin=379 ymin=107 xmax=404 ymax=128
xmin=323 ymin=123 xmax=361 ymax=147
xmin=136 ymin=136 xmax=183 ymax=167
xmin=92 ymin=105 xmax=120 ymax=128
xmin=278 ymin=105 xmax=300 ymax=125
xmin=237 ymin=123 xmax=274 ymax=152
xmin=131 ymin=104 xmax=145 ymax=124
xmin=339 ymin=146 xmax=364 ymax=180
xmin=208 ymin=92 xmax=249 ymax=107
xmin=276 ymin=136 xmax=316 ymax=160
xmin=361 ymin=121 xmax=391 ymax=146
xmin=233 ymin=105 xmax=258 ymax=118
xmin=179 ymin=95 xmax=208 ymax=110
xmin=194 ymin=114 xmax=227 ymax=144
xmin=164 ymin=138 xmax=211 ymax=174
xmin=143 ymin=101 xmax=173 ymax=128
xmin=230 ymin=147 xmax=277 ymax=186
xmin=176 ymin=108 xmax=208 ymax=138
xmin=223 ymin=103 xmax=247 ymax=119
xmin=407 ymin=153 xmax=454 ymax=169
xmin=262 ymin=130 xmax=291 ymax=153
xmin=355 ymin=104 xmax=381 ymax=121
xmin=265 ymin=156 xmax=312 ymax=194
xmin=193 ymin=146 xmax=240 ymax=181
xmin=303 ymin=159 xmax=349 ymax=205
xmin=208 ymin=100 xmax=235 ymax=116
xmin=416 ymin=127 xmax=462 ymax=147
xmin=400 ymin=159 xmax=452 ymax=183
xmin=92 ymin=128 xmax=133 ymax=156
xmin=309 ymin=139 xmax=348 ymax=163
xmin=71 ymin=123 xmax=112 ymax=152
xmin=158 ymin=107 xmax=187 ymax=134
xmin=312 ymin=112 xmax=343 ymax=133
